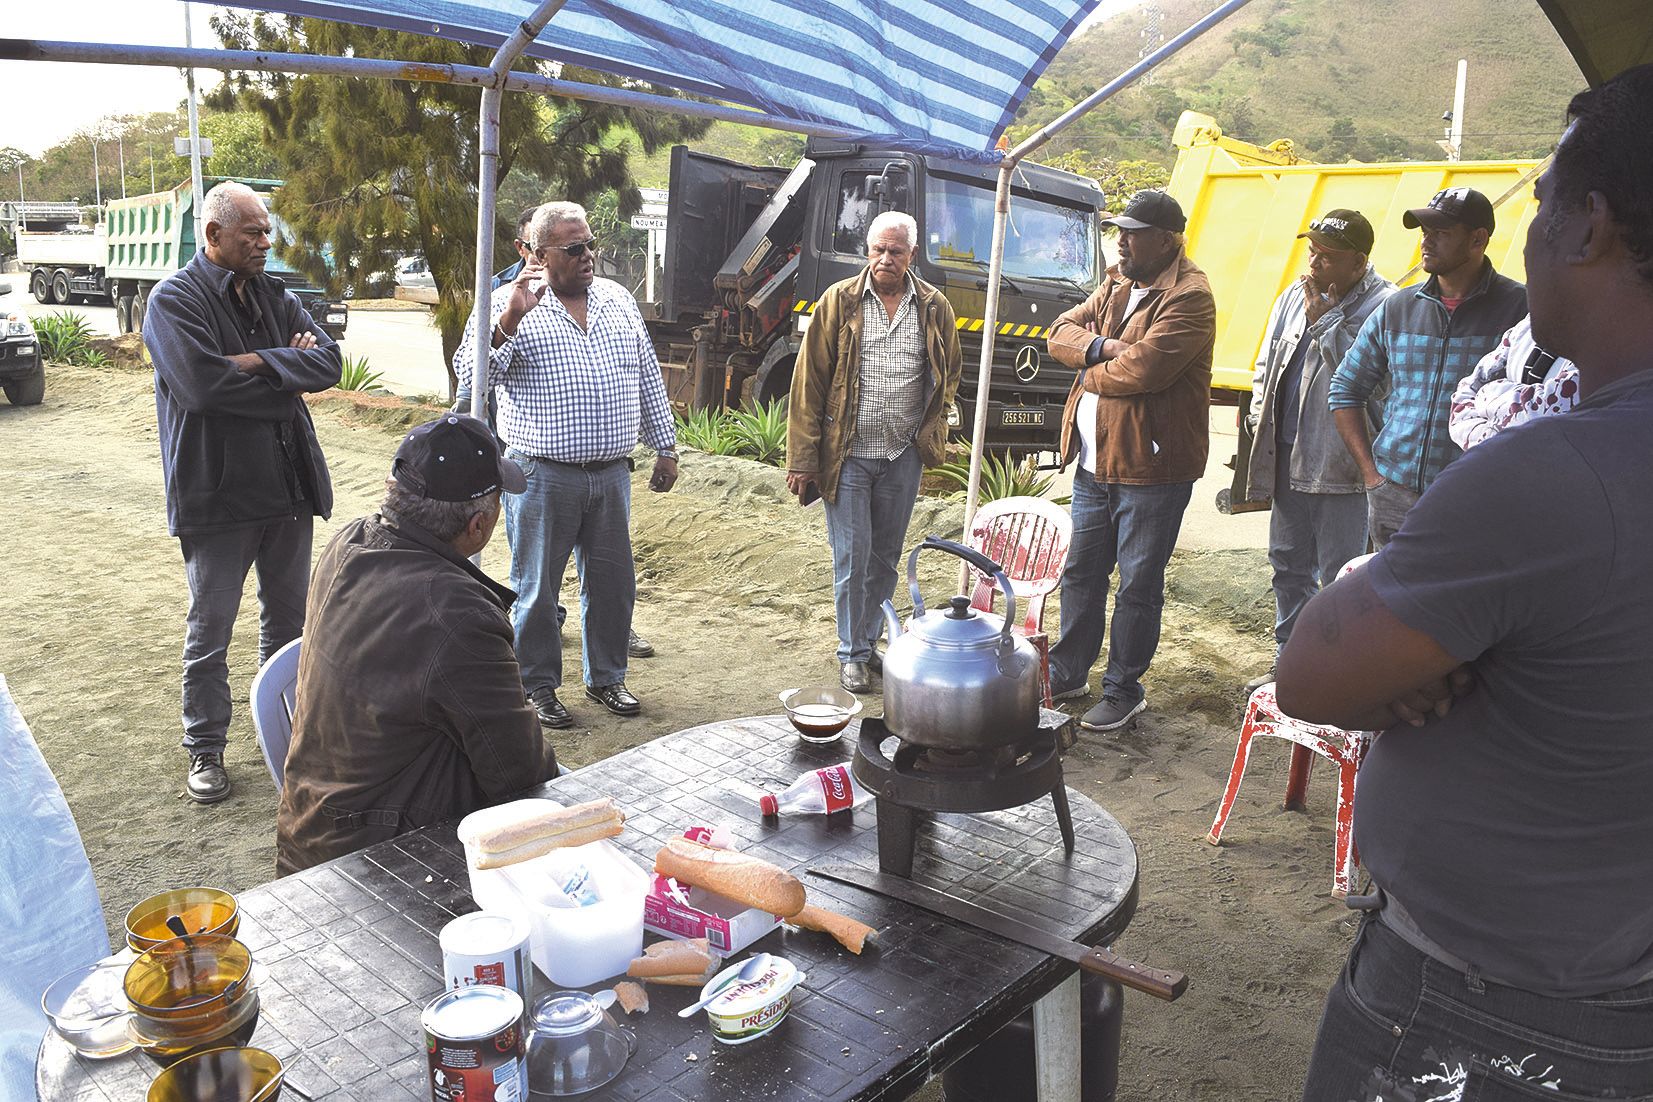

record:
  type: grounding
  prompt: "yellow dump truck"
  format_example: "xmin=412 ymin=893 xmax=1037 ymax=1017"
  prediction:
xmin=1164 ymin=111 xmax=1545 ymax=396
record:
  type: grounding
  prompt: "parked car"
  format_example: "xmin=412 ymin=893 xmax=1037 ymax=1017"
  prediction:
xmin=395 ymin=255 xmax=436 ymax=291
xmin=0 ymin=280 xmax=45 ymax=406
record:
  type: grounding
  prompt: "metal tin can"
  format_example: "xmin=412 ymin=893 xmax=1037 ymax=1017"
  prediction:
xmin=440 ymin=911 xmax=532 ymax=1002
xmin=422 ymin=985 xmax=527 ymax=1102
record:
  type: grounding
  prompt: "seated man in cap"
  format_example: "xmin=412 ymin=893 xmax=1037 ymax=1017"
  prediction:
xmin=276 ymin=415 xmax=556 ymax=874
xmin=1046 ymin=189 xmax=1217 ymax=733
xmin=1328 ymin=187 xmax=1527 ymax=547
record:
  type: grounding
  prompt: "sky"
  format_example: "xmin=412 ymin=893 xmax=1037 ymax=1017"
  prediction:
xmin=1 ymin=0 xmax=1143 ymax=158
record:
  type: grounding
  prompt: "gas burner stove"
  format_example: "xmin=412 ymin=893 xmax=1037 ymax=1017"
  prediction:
xmin=851 ymin=714 xmax=1076 ymax=876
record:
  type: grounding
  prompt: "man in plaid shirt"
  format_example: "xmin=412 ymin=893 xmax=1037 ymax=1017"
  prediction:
xmin=1329 ymin=187 xmax=1527 ymax=547
xmin=453 ymin=202 xmax=678 ymax=728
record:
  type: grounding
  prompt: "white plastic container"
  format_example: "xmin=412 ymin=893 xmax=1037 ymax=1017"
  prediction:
xmin=458 ymin=799 xmax=650 ymax=988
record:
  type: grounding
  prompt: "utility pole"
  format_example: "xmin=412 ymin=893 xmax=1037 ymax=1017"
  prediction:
xmin=117 ymin=128 xmax=128 ymax=199
xmin=148 ymin=142 xmax=156 ymax=192
xmin=92 ymin=134 xmax=102 ymax=209
xmin=1438 ymin=59 xmax=1467 ymax=162
xmin=183 ymin=2 xmax=207 ymax=247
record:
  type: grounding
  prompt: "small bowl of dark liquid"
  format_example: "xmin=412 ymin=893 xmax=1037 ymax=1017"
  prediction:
xmin=778 ymin=687 xmax=863 ymax=744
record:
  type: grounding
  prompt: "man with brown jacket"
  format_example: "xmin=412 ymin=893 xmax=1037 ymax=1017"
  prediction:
xmin=786 ymin=211 xmax=962 ymax=693
xmin=1046 ymin=190 xmax=1216 ymax=731
xmin=276 ymin=415 xmax=556 ymax=874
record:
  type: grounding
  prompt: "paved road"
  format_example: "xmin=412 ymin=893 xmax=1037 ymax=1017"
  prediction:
xmin=0 ymin=273 xmax=451 ymax=400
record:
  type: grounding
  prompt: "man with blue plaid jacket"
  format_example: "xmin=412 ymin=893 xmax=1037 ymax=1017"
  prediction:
xmin=453 ymin=202 xmax=677 ymax=729
xmin=1329 ymin=187 xmax=1527 ymax=547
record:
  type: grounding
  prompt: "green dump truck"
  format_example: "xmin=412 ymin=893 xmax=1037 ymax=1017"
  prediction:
xmin=18 ymin=176 xmax=348 ymax=340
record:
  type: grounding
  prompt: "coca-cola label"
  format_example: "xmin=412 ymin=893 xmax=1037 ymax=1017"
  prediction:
xmin=817 ymin=765 xmax=854 ymax=813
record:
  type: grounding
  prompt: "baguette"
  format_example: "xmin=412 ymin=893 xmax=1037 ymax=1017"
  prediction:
xmin=626 ymin=937 xmax=720 ymax=986
xmin=653 ymin=838 xmax=807 ymax=918
xmin=472 ymin=818 xmax=624 ymax=870
xmin=470 ymin=798 xmax=623 ymax=855
xmin=612 ymin=981 xmax=650 ymax=1015
xmin=789 ymin=903 xmax=878 ymax=955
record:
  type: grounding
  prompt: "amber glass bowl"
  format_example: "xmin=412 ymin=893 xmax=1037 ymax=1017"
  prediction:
xmin=146 ymin=1046 xmax=284 ymax=1102
xmin=124 ymin=887 xmax=240 ymax=953
xmin=124 ymin=935 xmax=260 ymax=1065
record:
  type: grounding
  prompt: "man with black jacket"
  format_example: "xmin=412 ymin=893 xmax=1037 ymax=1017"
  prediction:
xmin=276 ymin=415 xmax=554 ymax=874
xmin=143 ymin=180 xmax=342 ymax=804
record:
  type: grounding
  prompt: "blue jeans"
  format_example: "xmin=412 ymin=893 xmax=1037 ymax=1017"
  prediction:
xmin=503 ymin=451 xmax=633 ymax=692
xmin=823 ymin=447 xmax=923 ymax=664
xmin=1048 ymin=475 xmax=1193 ymax=703
xmin=178 ymin=517 xmax=312 ymax=755
xmin=1301 ymin=912 xmax=1653 ymax=1101
xmin=1269 ymin=445 xmax=1368 ymax=651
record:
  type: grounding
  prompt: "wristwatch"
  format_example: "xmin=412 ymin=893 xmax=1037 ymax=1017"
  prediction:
xmin=493 ymin=321 xmax=515 ymax=343
xmin=658 ymin=448 xmax=679 ymax=461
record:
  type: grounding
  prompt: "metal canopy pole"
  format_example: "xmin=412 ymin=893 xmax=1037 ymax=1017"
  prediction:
xmin=0 ymin=39 xmax=861 ymax=141
xmin=959 ymin=0 xmax=1258 ymax=548
xmin=470 ymin=0 xmax=569 ymax=425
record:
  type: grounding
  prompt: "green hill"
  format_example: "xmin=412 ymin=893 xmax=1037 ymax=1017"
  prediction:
xmin=632 ymin=0 xmax=1582 ymax=185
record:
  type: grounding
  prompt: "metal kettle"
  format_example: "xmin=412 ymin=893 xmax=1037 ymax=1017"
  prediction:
xmin=879 ymin=536 xmax=1042 ymax=751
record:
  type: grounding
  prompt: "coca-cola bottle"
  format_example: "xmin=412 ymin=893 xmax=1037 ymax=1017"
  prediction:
xmin=759 ymin=762 xmax=870 ymax=816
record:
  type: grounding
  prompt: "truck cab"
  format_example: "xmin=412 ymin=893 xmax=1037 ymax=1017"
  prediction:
xmin=646 ymin=140 xmax=1105 ymax=456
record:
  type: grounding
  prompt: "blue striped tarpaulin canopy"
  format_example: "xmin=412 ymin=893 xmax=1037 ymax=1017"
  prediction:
xmin=218 ymin=0 xmax=1104 ymax=156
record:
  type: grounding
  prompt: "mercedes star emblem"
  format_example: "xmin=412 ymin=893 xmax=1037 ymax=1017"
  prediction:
xmin=1014 ymin=345 xmax=1041 ymax=382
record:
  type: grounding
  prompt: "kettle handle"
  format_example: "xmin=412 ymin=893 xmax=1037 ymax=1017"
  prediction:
xmin=905 ymin=536 xmax=1018 ymax=645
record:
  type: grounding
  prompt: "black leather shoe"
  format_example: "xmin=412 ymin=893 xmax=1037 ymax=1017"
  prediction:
xmin=529 ymin=688 xmax=573 ymax=729
xmin=627 ymin=630 xmax=655 ymax=659
xmin=586 ymin=682 xmax=641 ymax=716
xmin=186 ymin=752 xmax=231 ymax=804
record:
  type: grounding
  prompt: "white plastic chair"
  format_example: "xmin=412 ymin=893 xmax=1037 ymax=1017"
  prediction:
xmin=250 ymin=637 xmax=303 ymax=793
xmin=966 ymin=496 xmax=1074 ymax=706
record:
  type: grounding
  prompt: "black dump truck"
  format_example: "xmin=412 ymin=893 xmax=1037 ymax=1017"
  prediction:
xmin=641 ymin=139 xmax=1106 ymax=454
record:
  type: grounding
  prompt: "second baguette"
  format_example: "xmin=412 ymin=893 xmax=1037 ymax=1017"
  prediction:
xmin=654 ymin=838 xmax=807 ymax=918
xmin=471 ymin=817 xmax=624 ymax=869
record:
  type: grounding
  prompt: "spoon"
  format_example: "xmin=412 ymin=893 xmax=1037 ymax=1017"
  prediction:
xmin=677 ymin=953 xmax=771 ymax=1019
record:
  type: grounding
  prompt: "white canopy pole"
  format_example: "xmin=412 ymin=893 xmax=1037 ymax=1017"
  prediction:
xmin=959 ymin=0 xmax=1259 ymax=565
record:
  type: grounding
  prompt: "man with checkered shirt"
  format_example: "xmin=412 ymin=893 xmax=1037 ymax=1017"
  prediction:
xmin=1328 ymin=187 xmax=1527 ymax=547
xmin=453 ymin=202 xmax=678 ymax=729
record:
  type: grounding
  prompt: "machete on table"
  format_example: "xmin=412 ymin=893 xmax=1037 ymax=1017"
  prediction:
xmin=810 ymin=864 xmax=1187 ymax=1001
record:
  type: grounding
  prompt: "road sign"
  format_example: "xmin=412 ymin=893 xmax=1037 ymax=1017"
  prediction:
xmin=173 ymin=138 xmax=214 ymax=157
xmin=630 ymin=215 xmax=668 ymax=231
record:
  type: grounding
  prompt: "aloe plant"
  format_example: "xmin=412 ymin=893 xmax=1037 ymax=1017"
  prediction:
xmin=336 ymin=354 xmax=387 ymax=394
xmin=728 ymin=400 xmax=788 ymax=466
xmin=929 ymin=450 xmax=1056 ymax=502
xmin=674 ymin=407 xmax=744 ymax=455
xmin=33 ymin=312 xmax=94 ymax=363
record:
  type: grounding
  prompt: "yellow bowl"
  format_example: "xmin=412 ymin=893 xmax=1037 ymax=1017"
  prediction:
xmin=124 ymin=887 xmax=240 ymax=953
xmin=146 ymin=1046 xmax=284 ymax=1102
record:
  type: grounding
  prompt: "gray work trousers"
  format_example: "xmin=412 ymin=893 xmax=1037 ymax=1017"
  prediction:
xmin=177 ymin=516 xmax=312 ymax=756
xmin=1269 ymin=446 xmax=1368 ymax=651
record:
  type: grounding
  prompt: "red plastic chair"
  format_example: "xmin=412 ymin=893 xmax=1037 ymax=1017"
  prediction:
xmin=965 ymin=496 xmax=1073 ymax=706
xmin=1204 ymin=554 xmax=1377 ymax=897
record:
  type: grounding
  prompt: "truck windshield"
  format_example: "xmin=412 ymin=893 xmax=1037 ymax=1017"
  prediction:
xmin=925 ymin=175 xmax=1097 ymax=287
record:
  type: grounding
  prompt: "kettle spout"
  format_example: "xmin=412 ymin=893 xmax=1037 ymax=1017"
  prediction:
xmin=881 ymin=600 xmax=903 ymax=644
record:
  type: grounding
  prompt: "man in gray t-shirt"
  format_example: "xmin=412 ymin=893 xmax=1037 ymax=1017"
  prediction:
xmin=1279 ymin=64 xmax=1653 ymax=1101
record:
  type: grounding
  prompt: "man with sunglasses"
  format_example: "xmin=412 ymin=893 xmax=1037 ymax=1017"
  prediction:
xmin=453 ymin=202 xmax=677 ymax=730
xmin=1241 ymin=209 xmax=1394 ymax=692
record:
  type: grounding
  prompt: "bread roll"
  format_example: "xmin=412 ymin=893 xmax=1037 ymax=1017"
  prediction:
xmin=470 ymin=798 xmax=623 ymax=854
xmin=612 ymin=981 xmax=650 ymax=1015
xmin=653 ymin=838 xmax=807 ymax=918
xmin=789 ymin=904 xmax=878 ymax=955
xmin=472 ymin=819 xmax=624 ymax=870
xmin=626 ymin=937 xmax=719 ymax=986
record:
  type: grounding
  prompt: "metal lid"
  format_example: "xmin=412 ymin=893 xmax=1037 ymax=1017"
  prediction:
xmin=422 ymin=985 xmax=523 ymax=1041
xmin=906 ymin=596 xmax=1006 ymax=649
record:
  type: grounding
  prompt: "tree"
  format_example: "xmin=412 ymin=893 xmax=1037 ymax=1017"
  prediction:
xmin=1041 ymin=151 xmax=1170 ymax=209
xmin=207 ymin=14 xmax=712 ymax=396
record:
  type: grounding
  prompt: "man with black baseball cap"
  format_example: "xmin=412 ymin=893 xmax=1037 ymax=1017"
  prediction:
xmin=1046 ymin=189 xmax=1216 ymax=732
xmin=1329 ymin=186 xmax=1526 ymax=546
xmin=276 ymin=415 xmax=554 ymax=874
xmin=1241 ymin=209 xmax=1395 ymax=691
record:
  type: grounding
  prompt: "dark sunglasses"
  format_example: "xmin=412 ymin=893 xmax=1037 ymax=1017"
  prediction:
xmin=534 ymin=238 xmax=598 ymax=259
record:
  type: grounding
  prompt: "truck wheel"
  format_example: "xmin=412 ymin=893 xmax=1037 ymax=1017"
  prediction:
xmin=30 ymin=270 xmax=50 ymax=303
xmin=133 ymin=286 xmax=151 ymax=335
xmin=754 ymin=356 xmax=795 ymax=411
xmin=3 ymin=356 xmax=45 ymax=406
xmin=51 ymin=270 xmax=71 ymax=305
xmin=116 ymin=295 xmax=136 ymax=334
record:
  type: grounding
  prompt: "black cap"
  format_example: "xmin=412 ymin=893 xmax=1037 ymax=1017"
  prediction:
xmin=1403 ymin=187 xmax=1495 ymax=233
xmin=391 ymin=415 xmax=526 ymax=502
xmin=1101 ymin=189 xmax=1187 ymax=233
xmin=1298 ymin=208 xmax=1374 ymax=254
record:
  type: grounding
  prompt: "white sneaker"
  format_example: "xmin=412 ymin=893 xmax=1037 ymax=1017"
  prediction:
xmin=1050 ymin=683 xmax=1090 ymax=702
xmin=1079 ymin=694 xmax=1146 ymax=732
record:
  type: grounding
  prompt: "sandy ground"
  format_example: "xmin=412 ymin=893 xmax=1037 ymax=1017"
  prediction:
xmin=1 ymin=360 xmax=1357 ymax=1100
